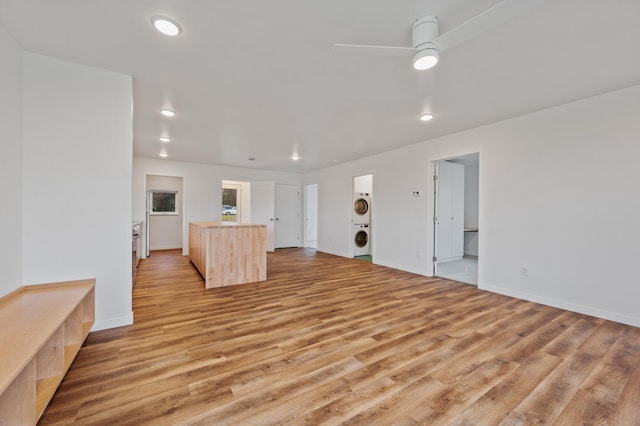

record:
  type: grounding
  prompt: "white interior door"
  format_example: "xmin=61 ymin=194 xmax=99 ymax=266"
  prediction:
xmin=304 ymin=184 xmax=318 ymax=249
xmin=451 ymin=163 xmax=465 ymax=258
xmin=435 ymin=162 xmax=452 ymax=261
xmin=275 ymin=184 xmax=300 ymax=248
xmin=251 ymin=181 xmax=275 ymax=252
xmin=435 ymin=161 xmax=464 ymax=262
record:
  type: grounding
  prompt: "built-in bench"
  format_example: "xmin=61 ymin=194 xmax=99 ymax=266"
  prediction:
xmin=0 ymin=279 xmax=95 ymax=425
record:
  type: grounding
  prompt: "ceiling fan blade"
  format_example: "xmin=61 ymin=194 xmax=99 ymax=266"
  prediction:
xmin=432 ymin=0 xmax=551 ymax=52
xmin=333 ymin=44 xmax=415 ymax=57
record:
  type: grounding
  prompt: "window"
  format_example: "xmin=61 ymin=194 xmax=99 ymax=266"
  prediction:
xmin=150 ymin=191 xmax=178 ymax=215
xmin=221 ymin=185 xmax=240 ymax=222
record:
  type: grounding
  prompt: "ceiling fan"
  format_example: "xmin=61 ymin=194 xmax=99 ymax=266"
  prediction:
xmin=334 ymin=0 xmax=550 ymax=70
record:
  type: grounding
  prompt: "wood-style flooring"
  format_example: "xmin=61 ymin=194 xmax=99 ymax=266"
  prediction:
xmin=40 ymin=249 xmax=640 ymax=425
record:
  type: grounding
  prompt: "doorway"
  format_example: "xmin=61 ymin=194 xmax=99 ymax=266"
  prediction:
xmin=250 ymin=181 xmax=301 ymax=251
xmin=353 ymin=174 xmax=373 ymax=262
xmin=432 ymin=153 xmax=479 ymax=285
xmin=221 ymin=180 xmax=250 ymax=223
xmin=275 ymin=184 xmax=300 ymax=248
xmin=145 ymin=175 xmax=185 ymax=257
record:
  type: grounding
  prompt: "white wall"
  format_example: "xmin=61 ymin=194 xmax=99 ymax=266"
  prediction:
xmin=22 ymin=52 xmax=133 ymax=331
xmin=304 ymin=84 xmax=640 ymax=327
xmin=133 ymin=157 xmax=301 ymax=256
xmin=147 ymin=175 xmax=183 ymax=250
xmin=354 ymin=174 xmax=373 ymax=194
xmin=0 ymin=25 xmax=23 ymax=297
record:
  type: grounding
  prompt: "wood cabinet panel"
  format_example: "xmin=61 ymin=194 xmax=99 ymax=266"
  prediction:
xmin=189 ymin=222 xmax=267 ymax=288
xmin=0 ymin=279 xmax=95 ymax=425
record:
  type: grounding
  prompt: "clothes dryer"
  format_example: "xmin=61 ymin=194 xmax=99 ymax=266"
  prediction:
xmin=353 ymin=224 xmax=371 ymax=256
xmin=353 ymin=192 xmax=371 ymax=224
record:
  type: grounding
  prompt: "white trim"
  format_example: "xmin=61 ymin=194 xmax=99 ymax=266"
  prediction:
xmin=316 ymin=248 xmax=351 ymax=259
xmin=482 ymin=284 xmax=640 ymax=327
xmin=373 ymin=259 xmax=430 ymax=277
xmin=426 ymin=150 xmax=483 ymax=281
xmin=143 ymin=173 xmax=187 ymax=258
xmin=148 ymin=244 xmax=183 ymax=251
xmin=91 ymin=312 xmax=133 ymax=331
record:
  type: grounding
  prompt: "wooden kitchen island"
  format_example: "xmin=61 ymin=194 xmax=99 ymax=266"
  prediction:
xmin=188 ymin=222 xmax=267 ymax=288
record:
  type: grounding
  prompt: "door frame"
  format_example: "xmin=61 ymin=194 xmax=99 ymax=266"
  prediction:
xmin=427 ymin=150 xmax=482 ymax=281
xmin=143 ymin=173 xmax=187 ymax=258
xmin=221 ymin=180 xmax=246 ymax=223
xmin=352 ymin=173 xmax=374 ymax=258
xmin=250 ymin=180 xmax=276 ymax=252
xmin=275 ymin=183 xmax=301 ymax=249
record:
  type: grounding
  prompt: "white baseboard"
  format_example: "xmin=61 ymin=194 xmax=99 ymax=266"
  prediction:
xmin=149 ymin=245 xmax=182 ymax=251
xmin=91 ymin=312 xmax=134 ymax=332
xmin=316 ymin=248 xmax=351 ymax=258
xmin=373 ymin=259 xmax=429 ymax=277
xmin=481 ymin=284 xmax=640 ymax=328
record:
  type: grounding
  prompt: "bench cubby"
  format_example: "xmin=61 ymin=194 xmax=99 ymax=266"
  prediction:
xmin=0 ymin=279 xmax=95 ymax=424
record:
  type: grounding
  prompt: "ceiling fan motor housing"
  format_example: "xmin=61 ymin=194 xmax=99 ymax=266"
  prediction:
xmin=412 ymin=16 xmax=438 ymax=48
xmin=412 ymin=16 xmax=439 ymax=70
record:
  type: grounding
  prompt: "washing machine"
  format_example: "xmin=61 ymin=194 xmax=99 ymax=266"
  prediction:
xmin=353 ymin=192 xmax=371 ymax=224
xmin=353 ymin=224 xmax=371 ymax=256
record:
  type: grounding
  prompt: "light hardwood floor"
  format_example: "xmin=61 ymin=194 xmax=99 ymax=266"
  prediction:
xmin=40 ymin=249 xmax=640 ymax=425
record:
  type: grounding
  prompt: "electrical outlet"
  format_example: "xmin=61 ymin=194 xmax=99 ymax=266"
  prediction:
xmin=520 ymin=267 xmax=528 ymax=277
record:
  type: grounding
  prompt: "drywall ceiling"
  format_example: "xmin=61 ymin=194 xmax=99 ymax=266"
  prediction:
xmin=1 ymin=0 xmax=639 ymax=173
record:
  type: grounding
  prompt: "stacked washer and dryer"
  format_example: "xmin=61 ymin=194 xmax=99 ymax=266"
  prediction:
xmin=353 ymin=192 xmax=371 ymax=256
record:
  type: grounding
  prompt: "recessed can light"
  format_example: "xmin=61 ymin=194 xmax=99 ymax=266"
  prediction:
xmin=420 ymin=113 xmax=434 ymax=121
xmin=159 ymin=152 xmax=168 ymax=158
xmin=160 ymin=109 xmax=176 ymax=117
xmin=291 ymin=154 xmax=300 ymax=161
xmin=152 ymin=16 xmax=182 ymax=36
xmin=160 ymin=136 xmax=171 ymax=143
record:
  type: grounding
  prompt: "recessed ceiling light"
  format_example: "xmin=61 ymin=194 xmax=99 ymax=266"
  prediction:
xmin=160 ymin=136 xmax=171 ymax=143
xmin=160 ymin=109 xmax=176 ymax=117
xmin=152 ymin=16 xmax=182 ymax=36
xmin=159 ymin=152 xmax=168 ymax=158
xmin=420 ymin=113 xmax=434 ymax=122
xmin=291 ymin=154 xmax=300 ymax=161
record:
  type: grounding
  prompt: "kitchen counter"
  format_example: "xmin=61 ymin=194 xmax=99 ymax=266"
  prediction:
xmin=189 ymin=221 xmax=267 ymax=288
xmin=191 ymin=221 xmax=266 ymax=228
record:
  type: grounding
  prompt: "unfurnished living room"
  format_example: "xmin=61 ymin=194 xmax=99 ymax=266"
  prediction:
xmin=1 ymin=1 xmax=639 ymax=425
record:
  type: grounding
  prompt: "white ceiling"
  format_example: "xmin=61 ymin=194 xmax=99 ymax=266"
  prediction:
xmin=2 ymin=0 xmax=639 ymax=173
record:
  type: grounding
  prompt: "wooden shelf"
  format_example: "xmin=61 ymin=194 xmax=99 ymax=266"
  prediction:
xmin=35 ymin=375 xmax=63 ymax=419
xmin=82 ymin=321 xmax=93 ymax=339
xmin=64 ymin=344 xmax=81 ymax=371
xmin=0 ymin=361 xmax=34 ymax=425
xmin=0 ymin=279 xmax=95 ymax=425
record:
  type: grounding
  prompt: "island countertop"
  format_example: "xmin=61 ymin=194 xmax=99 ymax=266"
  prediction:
xmin=190 ymin=221 xmax=266 ymax=229
xmin=189 ymin=222 xmax=267 ymax=288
